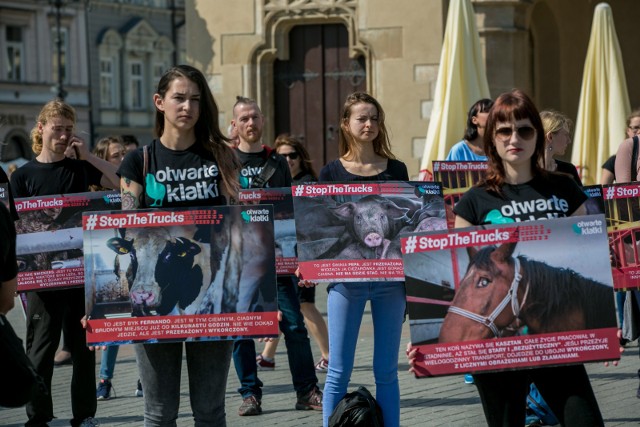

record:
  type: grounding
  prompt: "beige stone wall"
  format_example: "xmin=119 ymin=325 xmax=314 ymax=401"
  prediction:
xmin=187 ymin=0 xmax=640 ymax=177
xmin=187 ymin=0 xmax=444 ymax=177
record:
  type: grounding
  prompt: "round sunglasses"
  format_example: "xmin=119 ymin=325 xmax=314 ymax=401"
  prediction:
xmin=494 ymin=125 xmax=536 ymax=142
xmin=280 ymin=152 xmax=300 ymax=160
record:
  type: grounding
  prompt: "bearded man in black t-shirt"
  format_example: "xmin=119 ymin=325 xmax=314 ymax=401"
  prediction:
xmin=10 ymin=100 xmax=118 ymax=427
xmin=230 ymin=97 xmax=322 ymax=416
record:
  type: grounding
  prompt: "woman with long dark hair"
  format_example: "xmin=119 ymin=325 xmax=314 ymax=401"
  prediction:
xmin=118 ymin=64 xmax=240 ymax=426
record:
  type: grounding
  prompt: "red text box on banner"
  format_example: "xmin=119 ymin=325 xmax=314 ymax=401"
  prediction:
xmin=410 ymin=328 xmax=620 ymax=377
xmin=298 ymin=259 xmax=405 ymax=281
xmin=17 ymin=268 xmax=84 ymax=292
xmin=87 ymin=312 xmax=279 ymax=345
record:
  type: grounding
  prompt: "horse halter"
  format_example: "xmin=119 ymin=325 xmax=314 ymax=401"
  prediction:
xmin=447 ymin=256 xmax=529 ymax=338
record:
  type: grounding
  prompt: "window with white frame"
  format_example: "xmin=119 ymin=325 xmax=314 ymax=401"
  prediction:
xmin=130 ymin=61 xmax=144 ymax=109
xmin=100 ymin=59 xmax=115 ymax=108
xmin=51 ymin=26 xmax=68 ymax=84
xmin=5 ymin=26 xmax=23 ymax=81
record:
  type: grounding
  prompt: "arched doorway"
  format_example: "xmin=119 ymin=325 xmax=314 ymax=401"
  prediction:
xmin=272 ymin=24 xmax=367 ymax=172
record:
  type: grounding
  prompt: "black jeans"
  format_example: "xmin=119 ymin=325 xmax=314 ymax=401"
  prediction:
xmin=25 ymin=288 xmax=96 ymax=427
xmin=474 ymin=364 xmax=604 ymax=427
xmin=233 ymin=277 xmax=318 ymax=399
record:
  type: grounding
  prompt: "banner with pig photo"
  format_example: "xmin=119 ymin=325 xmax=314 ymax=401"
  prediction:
xmin=240 ymin=187 xmax=296 ymax=275
xmin=292 ymin=181 xmax=446 ymax=282
xmin=432 ymin=161 xmax=487 ymax=228
xmin=603 ymin=182 xmax=640 ymax=290
xmin=82 ymin=205 xmax=278 ymax=345
xmin=14 ymin=191 xmax=121 ymax=292
xmin=401 ymin=215 xmax=618 ymax=377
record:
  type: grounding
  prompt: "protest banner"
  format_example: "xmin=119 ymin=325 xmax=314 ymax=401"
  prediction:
xmin=432 ymin=161 xmax=487 ymax=228
xmin=0 ymin=183 xmax=9 ymax=210
xmin=402 ymin=215 xmax=618 ymax=377
xmin=603 ymin=182 xmax=640 ymax=290
xmin=293 ymin=181 xmax=445 ymax=282
xmin=239 ymin=187 xmax=296 ymax=275
xmin=83 ymin=205 xmax=278 ymax=345
xmin=14 ymin=191 xmax=121 ymax=292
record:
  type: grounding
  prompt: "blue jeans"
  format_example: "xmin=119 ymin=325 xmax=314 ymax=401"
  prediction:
xmin=135 ymin=340 xmax=232 ymax=427
xmin=233 ymin=277 xmax=318 ymax=399
xmin=99 ymin=345 xmax=119 ymax=380
xmin=322 ymin=281 xmax=406 ymax=427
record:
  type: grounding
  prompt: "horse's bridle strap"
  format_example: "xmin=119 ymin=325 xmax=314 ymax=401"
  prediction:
xmin=447 ymin=256 xmax=525 ymax=338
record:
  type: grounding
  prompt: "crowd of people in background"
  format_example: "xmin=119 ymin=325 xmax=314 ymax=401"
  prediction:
xmin=0 ymin=62 xmax=637 ymax=427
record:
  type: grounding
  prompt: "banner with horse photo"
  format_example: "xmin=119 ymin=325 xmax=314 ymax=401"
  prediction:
xmin=401 ymin=215 xmax=618 ymax=377
xmin=240 ymin=187 xmax=296 ymax=276
xmin=292 ymin=181 xmax=446 ymax=282
xmin=82 ymin=205 xmax=278 ymax=345
xmin=432 ymin=161 xmax=487 ymax=228
xmin=603 ymin=182 xmax=640 ymax=290
xmin=14 ymin=191 xmax=121 ymax=292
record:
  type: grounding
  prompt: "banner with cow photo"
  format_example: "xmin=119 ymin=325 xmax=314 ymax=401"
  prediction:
xmin=432 ymin=161 xmax=487 ymax=228
xmin=14 ymin=191 xmax=121 ymax=292
xmin=292 ymin=181 xmax=446 ymax=282
xmin=240 ymin=187 xmax=296 ymax=276
xmin=402 ymin=215 xmax=618 ymax=377
xmin=83 ymin=205 xmax=279 ymax=345
xmin=603 ymin=182 xmax=640 ymax=290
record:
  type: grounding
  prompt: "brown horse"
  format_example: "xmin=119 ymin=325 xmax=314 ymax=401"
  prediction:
xmin=438 ymin=241 xmax=616 ymax=343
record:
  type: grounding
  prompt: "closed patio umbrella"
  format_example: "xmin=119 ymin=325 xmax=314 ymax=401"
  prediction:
xmin=571 ymin=2 xmax=630 ymax=185
xmin=419 ymin=0 xmax=490 ymax=180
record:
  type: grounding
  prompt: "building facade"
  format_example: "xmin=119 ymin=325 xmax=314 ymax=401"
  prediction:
xmin=0 ymin=0 xmax=186 ymax=170
xmin=0 ymin=0 xmax=90 ymax=168
xmin=187 ymin=0 xmax=640 ymax=177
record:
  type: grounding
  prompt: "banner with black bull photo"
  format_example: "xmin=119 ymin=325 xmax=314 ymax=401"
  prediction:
xmin=603 ymin=182 xmax=640 ymax=290
xmin=14 ymin=191 xmax=121 ymax=292
xmin=432 ymin=161 xmax=487 ymax=228
xmin=292 ymin=181 xmax=446 ymax=282
xmin=83 ymin=205 xmax=278 ymax=345
xmin=240 ymin=187 xmax=296 ymax=276
xmin=401 ymin=215 xmax=618 ymax=377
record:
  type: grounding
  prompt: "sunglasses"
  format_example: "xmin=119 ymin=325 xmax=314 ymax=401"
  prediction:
xmin=494 ymin=126 xmax=536 ymax=141
xmin=281 ymin=152 xmax=299 ymax=160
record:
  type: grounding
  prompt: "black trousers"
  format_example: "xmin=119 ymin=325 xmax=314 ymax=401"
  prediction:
xmin=473 ymin=364 xmax=603 ymax=427
xmin=25 ymin=288 xmax=96 ymax=427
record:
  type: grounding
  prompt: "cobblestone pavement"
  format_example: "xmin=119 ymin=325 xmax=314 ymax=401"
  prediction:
xmin=2 ymin=284 xmax=639 ymax=426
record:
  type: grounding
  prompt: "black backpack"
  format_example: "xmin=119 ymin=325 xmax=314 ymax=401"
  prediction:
xmin=328 ymin=386 xmax=384 ymax=427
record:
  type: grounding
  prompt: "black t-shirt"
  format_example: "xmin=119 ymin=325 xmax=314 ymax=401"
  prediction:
xmin=235 ymin=147 xmax=292 ymax=188
xmin=319 ymin=158 xmax=409 ymax=182
xmin=555 ymin=159 xmax=582 ymax=186
xmin=0 ymin=202 xmax=17 ymax=282
xmin=602 ymin=155 xmax=616 ymax=175
xmin=10 ymin=157 xmax=102 ymax=198
xmin=0 ymin=167 xmax=17 ymax=220
xmin=453 ymin=174 xmax=587 ymax=225
xmin=118 ymin=139 xmax=226 ymax=208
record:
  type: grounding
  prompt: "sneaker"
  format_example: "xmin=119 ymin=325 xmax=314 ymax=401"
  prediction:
xmin=464 ymin=374 xmax=474 ymax=384
xmin=54 ymin=349 xmax=72 ymax=366
xmin=314 ymin=357 xmax=329 ymax=373
xmin=238 ymin=395 xmax=262 ymax=416
xmin=96 ymin=379 xmax=113 ymax=400
xmin=79 ymin=417 xmax=100 ymax=427
xmin=134 ymin=379 xmax=143 ymax=397
xmin=256 ymin=354 xmax=275 ymax=371
xmin=295 ymin=386 xmax=322 ymax=411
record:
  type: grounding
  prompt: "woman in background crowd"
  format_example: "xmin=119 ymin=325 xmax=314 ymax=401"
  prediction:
xmin=256 ymin=134 xmax=330 ymax=373
xmin=445 ymin=98 xmax=493 ymax=161
xmin=540 ymin=110 xmax=582 ymax=185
